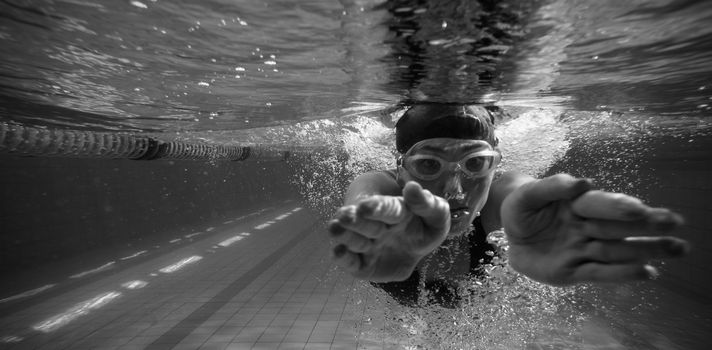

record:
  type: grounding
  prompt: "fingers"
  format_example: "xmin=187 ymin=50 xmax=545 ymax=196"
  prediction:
xmin=331 ymin=204 xmax=398 ymax=239
xmin=332 ymin=244 xmax=365 ymax=275
xmin=518 ymin=174 xmax=593 ymax=210
xmin=354 ymin=195 xmax=411 ymax=225
xmin=335 ymin=182 xmax=449 ymax=237
xmin=327 ymin=220 xmax=374 ymax=252
xmin=402 ymin=181 xmax=450 ymax=233
xmin=575 ymin=213 xmax=685 ymax=240
xmin=571 ymin=190 xmax=674 ymax=222
xmin=573 ymin=262 xmax=658 ymax=283
xmin=582 ymin=236 xmax=690 ymax=263
xmin=572 ymin=191 xmax=646 ymax=220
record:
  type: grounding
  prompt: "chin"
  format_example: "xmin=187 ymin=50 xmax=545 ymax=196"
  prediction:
xmin=447 ymin=217 xmax=472 ymax=236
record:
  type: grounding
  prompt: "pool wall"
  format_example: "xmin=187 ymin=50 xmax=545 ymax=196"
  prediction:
xmin=0 ymin=155 xmax=300 ymax=274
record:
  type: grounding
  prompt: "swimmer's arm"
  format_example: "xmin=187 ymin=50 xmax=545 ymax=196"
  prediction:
xmin=344 ymin=170 xmax=402 ymax=205
xmin=480 ymin=171 xmax=536 ymax=233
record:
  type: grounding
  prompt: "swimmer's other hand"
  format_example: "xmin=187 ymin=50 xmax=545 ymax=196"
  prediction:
xmin=501 ymin=174 xmax=690 ymax=286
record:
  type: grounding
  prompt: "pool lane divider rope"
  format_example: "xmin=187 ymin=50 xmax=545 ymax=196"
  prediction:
xmin=0 ymin=122 xmax=329 ymax=161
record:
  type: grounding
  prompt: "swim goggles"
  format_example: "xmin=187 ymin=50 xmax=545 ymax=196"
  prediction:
xmin=398 ymin=139 xmax=501 ymax=181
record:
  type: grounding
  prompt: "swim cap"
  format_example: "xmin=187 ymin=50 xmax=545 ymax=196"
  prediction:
xmin=395 ymin=104 xmax=497 ymax=153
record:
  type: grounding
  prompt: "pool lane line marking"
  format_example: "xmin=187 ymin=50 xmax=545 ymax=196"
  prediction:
xmin=121 ymin=280 xmax=148 ymax=290
xmin=254 ymin=220 xmax=278 ymax=230
xmin=184 ymin=206 xmax=278 ymax=238
xmin=120 ymin=250 xmax=147 ymax=260
xmin=217 ymin=235 xmax=247 ymax=247
xmin=163 ymin=207 xmax=301 ymax=274
xmin=0 ymin=284 xmax=56 ymax=304
xmin=0 ymin=335 xmax=23 ymax=343
xmin=230 ymin=205 xmax=294 ymax=225
xmin=27 ymin=276 xmax=162 ymax=336
xmin=69 ymin=261 xmax=116 ymax=279
xmin=3 ymin=248 xmax=142 ymax=304
xmin=185 ymin=232 xmax=203 ymax=239
xmin=158 ymin=256 xmax=203 ymax=274
xmin=245 ymin=207 xmax=303 ymax=230
xmin=32 ymin=291 xmax=123 ymax=333
xmin=252 ymin=207 xmax=301 ymax=229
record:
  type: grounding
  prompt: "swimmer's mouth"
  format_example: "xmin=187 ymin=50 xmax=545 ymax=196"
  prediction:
xmin=450 ymin=207 xmax=470 ymax=219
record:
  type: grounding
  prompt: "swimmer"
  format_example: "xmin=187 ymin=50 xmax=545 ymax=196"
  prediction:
xmin=328 ymin=103 xmax=690 ymax=292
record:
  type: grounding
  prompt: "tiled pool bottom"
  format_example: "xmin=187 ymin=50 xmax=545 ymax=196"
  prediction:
xmin=0 ymin=204 xmax=389 ymax=349
xmin=1 ymin=203 xmax=706 ymax=350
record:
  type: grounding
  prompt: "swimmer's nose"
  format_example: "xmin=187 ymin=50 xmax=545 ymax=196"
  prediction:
xmin=442 ymin=172 xmax=464 ymax=200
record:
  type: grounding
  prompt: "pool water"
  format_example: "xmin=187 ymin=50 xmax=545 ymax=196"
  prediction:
xmin=1 ymin=0 xmax=711 ymax=349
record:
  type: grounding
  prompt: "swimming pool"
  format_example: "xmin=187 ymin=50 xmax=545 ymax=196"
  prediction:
xmin=1 ymin=0 xmax=711 ymax=348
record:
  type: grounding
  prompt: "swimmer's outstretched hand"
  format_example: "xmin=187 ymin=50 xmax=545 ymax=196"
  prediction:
xmin=328 ymin=181 xmax=450 ymax=282
xmin=501 ymin=174 xmax=690 ymax=286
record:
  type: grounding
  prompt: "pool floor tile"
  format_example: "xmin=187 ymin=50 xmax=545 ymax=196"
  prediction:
xmin=0 ymin=207 xmax=388 ymax=350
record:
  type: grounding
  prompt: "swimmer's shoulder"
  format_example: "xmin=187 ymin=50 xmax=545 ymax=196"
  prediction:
xmin=345 ymin=169 xmax=402 ymax=204
xmin=481 ymin=171 xmax=537 ymax=232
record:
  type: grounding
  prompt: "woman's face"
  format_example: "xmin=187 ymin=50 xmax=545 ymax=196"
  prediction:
xmin=397 ymin=138 xmax=500 ymax=236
